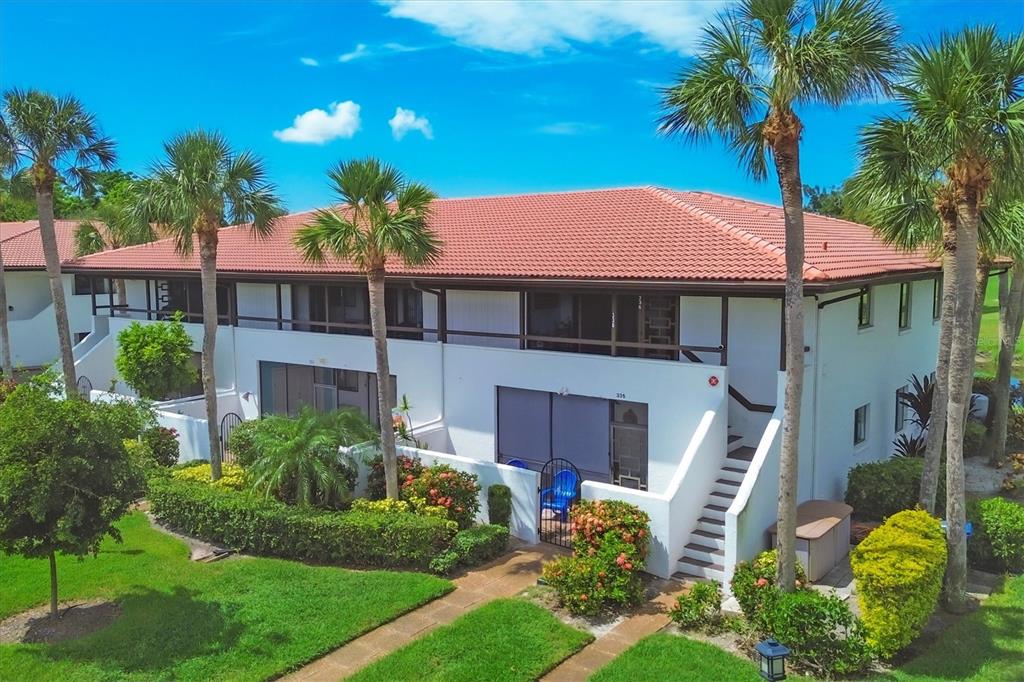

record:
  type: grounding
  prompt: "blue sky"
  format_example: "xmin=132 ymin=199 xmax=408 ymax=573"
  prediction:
xmin=2 ymin=0 xmax=1022 ymax=212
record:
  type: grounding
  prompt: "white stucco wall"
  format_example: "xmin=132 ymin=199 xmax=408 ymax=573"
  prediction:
xmin=446 ymin=290 xmax=519 ymax=348
xmin=6 ymin=272 xmax=94 ymax=368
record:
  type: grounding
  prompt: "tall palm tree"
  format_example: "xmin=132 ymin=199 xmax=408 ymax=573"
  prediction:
xmin=75 ymin=178 xmax=154 ymax=313
xmin=659 ymin=0 xmax=899 ymax=590
xmin=0 ymin=118 xmax=18 ymax=377
xmin=294 ymin=158 xmax=440 ymax=500
xmin=134 ymin=131 xmax=281 ymax=480
xmin=859 ymin=28 xmax=1022 ymax=611
xmin=1 ymin=89 xmax=115 ymax=395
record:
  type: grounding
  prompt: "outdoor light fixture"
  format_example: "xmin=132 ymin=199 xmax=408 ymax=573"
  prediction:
xmin=755 ymin=638 xmax=790 ymax=681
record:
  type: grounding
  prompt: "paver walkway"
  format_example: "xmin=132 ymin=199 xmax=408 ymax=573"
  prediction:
xmin=282 ymin=542 xmax=563 ymax=682
xmin=542 ymin=578 xmax=689 ymax=681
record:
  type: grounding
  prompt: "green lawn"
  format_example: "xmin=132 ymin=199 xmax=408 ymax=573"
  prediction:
xmin=589 ymin=633 xmax=766 ymax=682
xmin=976 ymin=277 xmax=1023 ymax=379
xmin=0 ymin=512 xmax=452 ymax=681
xmin=349 ymin=598 xmax=592 ymax=682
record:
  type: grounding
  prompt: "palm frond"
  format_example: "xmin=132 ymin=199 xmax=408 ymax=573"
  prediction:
xmin=73 ymin=221 xmax=106 ymax=256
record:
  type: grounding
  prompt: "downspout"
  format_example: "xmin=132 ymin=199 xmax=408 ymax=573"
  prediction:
xmin=811 ymin=296 xmax=823 ymax=500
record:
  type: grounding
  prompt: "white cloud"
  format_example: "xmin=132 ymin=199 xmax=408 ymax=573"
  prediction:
xmin=339 ymin=43 xmax=370 ymax=62
xmin=273 ymin=101 xmax=362 ymax=144
xmin=299 ymin=56 xmax=319 ymax=66
xmin=389 ymin=107 xmax=434 ymax=140
xmin=339 ymin=42 xmax=426 ymax=63
xmin=380 ymin=0 xmax=726 ymax=56
xmin=537 ymin=121 xmax=603 ymax=136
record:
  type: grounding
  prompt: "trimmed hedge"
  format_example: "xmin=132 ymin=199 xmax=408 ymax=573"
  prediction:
xmin=148 ymin=477 xmax=457 ymax=570
xmin=429 ymin=524 xmax=510 ymax=574
xmin=845 ymin=458 xmax=945 ymax=520
xmin=488 ymin=484 xmax=512 ymax=527
xmin=850 ymin=509 xmax=946 ymax=658
xmin=970 ymin=497 xmax=1024 ymax=573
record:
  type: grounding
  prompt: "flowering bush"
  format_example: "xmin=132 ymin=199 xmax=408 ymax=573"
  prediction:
xmin=367 ymin=453 xmax=424 ymax=500
xmin=730 ymin=550 xmax=808 ymax=631
xmin=401 ymin=464 xmax=480 ymax=528
xmin=172 ymin=462 xmax=247 ymax=491
xmin=141 ymin=426 xmax=180 ymax=467
xmin=542 ymin=499 xmax=650 ymax=616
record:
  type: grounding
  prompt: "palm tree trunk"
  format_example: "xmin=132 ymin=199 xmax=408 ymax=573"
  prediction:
xmin=943 ymin=204 xmax=980 ymax=613
xmin=983 ymin=262 xmax=1024 ymax=465
xmin=36 ymin=187 xmax=77 ymax=396
xmin=115 ymin=278 xmax=128 ymax=315
xmin=771 ymin=136 xmax=806 ymax=594
xmin=367 ymin=268 xmax=399 ymax=500
xmin=0 ymin=241 xmax=13 ymax=377
xmin=921 ymin=217 xmax=957 ymax=513
xmin=48 ymin=550 xmax=58 ymax=619
xmin=199 ymin=232 xmax=222 ymax=481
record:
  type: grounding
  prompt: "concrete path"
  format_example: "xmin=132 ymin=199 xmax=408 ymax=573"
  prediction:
xmin=542 ymin=579 xmax=689 ymax=681
xmin=282 ymin=542 xmax=563 ymax=682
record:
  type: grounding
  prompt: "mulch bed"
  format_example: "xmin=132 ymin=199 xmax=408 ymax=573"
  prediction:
xmin=0 ymin=599 xmax=122 ymax=645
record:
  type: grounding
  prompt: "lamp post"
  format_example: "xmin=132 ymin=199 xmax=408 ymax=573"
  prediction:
xmin=755 ymin=638 xmax=790 ymax=681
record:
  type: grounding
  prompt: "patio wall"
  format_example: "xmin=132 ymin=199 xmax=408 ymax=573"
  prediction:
xmin=89 ymin=389 xmax=212 ymax=462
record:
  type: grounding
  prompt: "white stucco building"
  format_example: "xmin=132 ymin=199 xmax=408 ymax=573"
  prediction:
xmin=0 ymin=220 xmax=95 ymax=369
xmin=67 ymin=187 xmax=943 ymax=581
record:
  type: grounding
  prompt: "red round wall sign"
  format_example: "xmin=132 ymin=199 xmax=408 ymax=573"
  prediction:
xmin=708 ymin=375 xmax=720 ymax=387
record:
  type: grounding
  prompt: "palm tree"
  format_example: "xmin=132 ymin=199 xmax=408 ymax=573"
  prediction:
xmin=659 ymin=0 xmax=899 ymax=590
xmin=0 ymin=118 xmax=18 ymax=377
xmin=133 ymin=131 xmax=281 ymax=480
xmin=75 ymin=178 xmax=154 ymax=313
xmin=1 ymin=89 xmax=115 ymax=395
xmin=248 ymin=406 xmax=378 ymax=508
xmin=294 ymin=158 xmax=440 ymax=500
xmin=858 ymin=28 xmax=1023 ymax=611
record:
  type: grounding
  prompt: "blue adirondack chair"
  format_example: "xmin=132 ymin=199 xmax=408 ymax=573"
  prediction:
xmin=540 ymin=469 xmax=579 ymax=521
xmin=505 ymin=458 xmax=529 ymax=469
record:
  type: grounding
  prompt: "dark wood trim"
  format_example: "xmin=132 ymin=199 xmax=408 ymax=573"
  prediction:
xmin=438 ymin=288 xmax=448 ymax=343
xmin=107 ymin=280 xmax=114 ymax=318
xmin=518 ymin=291 xmax=526 ymax=350
xmin=275 ymin=283 xmax=283 ymax=330
xmin=720 ymin=296 xmax=729 ymax=366
xmin=145 ymin=279 xmax=152 ymax=321
xmin=728 ymin=386 xmax=775 ymax=413
xmin=817 ymin=288 xmax=866 ymax=309
xmin=610 ymin=293 xmax=618 ymax=356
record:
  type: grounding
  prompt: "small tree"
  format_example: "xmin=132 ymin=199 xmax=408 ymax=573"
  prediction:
xmin=0 ymin=382 xmax=145 ymax=618
xmin=115 ymin=313 xmax=197 ymax=400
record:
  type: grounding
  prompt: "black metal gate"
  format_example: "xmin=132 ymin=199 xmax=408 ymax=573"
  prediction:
xmin=76 ymin=375 xmax=93 ymax=399
xmin=220 ymin=412 xmax=243 ymax=462
xmin=538 ymin=458 xmax=582 ymax=548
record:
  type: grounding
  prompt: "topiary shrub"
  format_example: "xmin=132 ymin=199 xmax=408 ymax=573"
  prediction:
xmin=141 ymin=426 xmax=180 ymax=467
xmin=766 ymin=589 xmax=874 ymax=677
xmin=429 ymin=524 xmax=509 ymax=574
xmin=541 ymin=499 xmax=651 ymax=616
xmin=730 ymin=550 xmax=808 ymax=632
xmin=850 ymin=509 xmax=946 ymax=658
xmin=845 ymin=458 xmax=945 ymax=520
xmin=669 ymin=581 xmax=721 ymax=630
xmin=488 ymin=484 xmax=512 ymax=528
xmin=401 ymin=463 xmax=481 ymax=529
xmin=970 ymin=497 xmax=1024 ymax=573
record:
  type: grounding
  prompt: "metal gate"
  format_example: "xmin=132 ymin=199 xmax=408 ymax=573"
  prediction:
xmin=76 ymin=375 xmax=93 ymax=399
xmin=538 ymin=458 xmax=582 ymax=548
xmin=220 ymin=412 xmax=243 ymax=463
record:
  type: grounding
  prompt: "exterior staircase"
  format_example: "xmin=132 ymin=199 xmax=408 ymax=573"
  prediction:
xmin=674 ymin=434 xmax=755 ymax=582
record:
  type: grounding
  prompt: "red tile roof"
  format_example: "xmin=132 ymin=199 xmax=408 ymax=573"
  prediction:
xmin=0 ymin=220 xmax=82 ymax=269
xmin=66 ymin=187 xmax=938 ymax=286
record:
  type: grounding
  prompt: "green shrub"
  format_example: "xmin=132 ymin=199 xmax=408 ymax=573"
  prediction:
xmin=766 ymin=590 xmax=874 ymax=677
xmin=845 ymin=458 xmax=945 ymax=520
xmin=488 ymin=484 xmax=512 ymax=527
xmin=1007 ymin=408 xmax=1024 ymax=451
xmin=541 ymin=499 xmax=651 ymax=616
xmin=141 ymin=426 xmax=180 ymax=467
xmin=963 ymin=421 xmax=987 ymax=458
xmin=367 ymin=453 xmax=424 ymax=499
xmin=730 ymin=549 xmax=808 ymax=630
xmin=429 ymin=524 xmax=509 ymax=574
xmin=850 ymin=509 xmax=946 ymax=658
xmin=402 ymin=463 xmax=481 ymax=529
xmin=351 ymin=498 xmax=412 ymax=514
xmin=971 ymin=497 xmax=1024 ymax=573
xmin=226 ymin=419 xmax=261 ymax=466
xmin=669 ymin=581 xmax=721 ymax=630
xmin=115 ymin=314 xmax=197 ymax=400
xmin=171 ymin=462 xmax=247 ymax=490
xmin=148 ymin=477 xmax=457 ymax=570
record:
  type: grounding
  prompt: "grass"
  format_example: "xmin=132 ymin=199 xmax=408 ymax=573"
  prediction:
xmin=975 ymin=277 xmax=1024 ymax=379
xmin=0 ymin=512 xmax=452 ymax=681
xmin=348 ymin=598 xmax=592 ymax=682
xmin=870 ymin=574 xmax=1024 ymax=682
xmin=590 ymin=633 xmax=767 ymax=682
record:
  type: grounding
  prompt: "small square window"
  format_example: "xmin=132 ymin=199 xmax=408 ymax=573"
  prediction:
xmin=336 ymin=370 xmax=361 ymax=392
xmin=858 ymin=288 xmax=873 ymax=329
xmin=932 ymin=276 xmax=942 ymax=320
xmin=854 ymin=404 xmax=869 ymax=446
xmin=899 ymin=282 xmax=912 ymax=330
xmin=73 ymin=275 xmax=109 ymax=296
xmin=895 ymin=385 xmax=909 ymax=432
